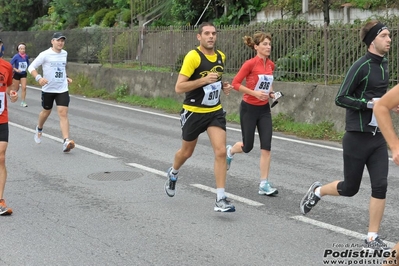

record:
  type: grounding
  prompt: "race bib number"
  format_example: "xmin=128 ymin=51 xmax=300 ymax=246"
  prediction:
xmin=369 ymin=98 xmax=381 ymax=127
xmin=18 ymin=62 xmax=28 ymax=71
xmin=254 ymin=75 xmax=273 ymax=93
xmin=0 ymin=92 xmax=5 ymax=115
xmin=50 ymin=62 xmax=66 ymax=83
xmin=201 ymin=82 xmax=222 ymax=106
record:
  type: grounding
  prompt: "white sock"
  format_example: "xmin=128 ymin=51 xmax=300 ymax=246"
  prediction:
xmin=314 ymin=187 xmax=321 ymax=198
xmin=216 ymin=188 xmax=225 ymax=201
xmin=367 ymin=232 xmax=378 ymax=241
xmin=260 ymin=179 xmax=267 ymax=186
xmin=227 ymin=146 xmax=233 ymax=158
xmin=171 ymin=167 xmax=179 ymax=175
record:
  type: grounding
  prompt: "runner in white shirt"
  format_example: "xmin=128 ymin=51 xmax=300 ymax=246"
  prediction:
xmin=28 ymin=32 xmax=75 ymax=152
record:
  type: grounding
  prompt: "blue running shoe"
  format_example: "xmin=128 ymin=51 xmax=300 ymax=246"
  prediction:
xmin=258 ymin=181 xmax=278 ymax=196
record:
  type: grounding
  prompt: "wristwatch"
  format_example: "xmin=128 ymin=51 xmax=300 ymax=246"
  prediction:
xmin=367 ymin=100 xmax=374 ymax=109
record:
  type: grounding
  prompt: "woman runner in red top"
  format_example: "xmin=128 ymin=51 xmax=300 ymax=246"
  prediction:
xmin=226 ymin=31 xmax=278 ymax=196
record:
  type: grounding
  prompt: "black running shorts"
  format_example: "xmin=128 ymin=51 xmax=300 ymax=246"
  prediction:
xmin=180 ymin=108 xmax=226 ymax=141
xmin=13 ymin=72 xmax=27 ymax=80
xmin=0 ymin=123 xmax=9 ymax=142
xmin=41 ymin=91 xmax=70 ymax=110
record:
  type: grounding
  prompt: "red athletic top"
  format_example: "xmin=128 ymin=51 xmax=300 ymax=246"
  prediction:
xmin=232 ymin=56 xmax=275 ymax=106
xmin=0 ymin=58 xmax=13 ymax=124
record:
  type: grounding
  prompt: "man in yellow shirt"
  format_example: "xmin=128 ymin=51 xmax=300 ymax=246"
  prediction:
xmin=164 ymin=22 xmax=235 ymax=212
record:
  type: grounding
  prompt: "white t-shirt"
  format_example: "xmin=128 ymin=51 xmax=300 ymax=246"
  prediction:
xmin=28 ymin=48 xmax=68 ymax=93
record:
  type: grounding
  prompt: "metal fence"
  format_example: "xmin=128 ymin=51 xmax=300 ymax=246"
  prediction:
xmin=1 ymin=22 xmax=398 ymax=85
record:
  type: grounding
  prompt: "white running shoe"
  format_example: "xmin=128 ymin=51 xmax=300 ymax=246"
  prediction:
xmin=63 ymin=139 xmax=75 ymax=152
xmin=34 ymin=126 xmax=42 ymax=144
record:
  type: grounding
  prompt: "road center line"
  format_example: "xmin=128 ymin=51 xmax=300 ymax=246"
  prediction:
xmin=190 ymin=183 xmax=264 ymax=207
xmin=9 ymin=122 xmax=117 ymax=159
xmin=291 ymin=215 xmax=396 ymax=248
xmin=127 ymin=163 xmax=167 ymax=176
xmin=127 ymin=162 xmax=264 ymax=206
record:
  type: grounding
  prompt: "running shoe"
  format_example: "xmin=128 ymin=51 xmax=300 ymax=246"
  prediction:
xmin=214 ymin=197 xmax=235 ymax=212
xmin=258 ymin=181 xmax=278 ymax=196
xmin=34 ymin=126 xmax=42 ymax=144
xmin=20 ymin=101 xmax=28 ymax=107
xmin=0 ymin=199 xmax=13 ymax=215
xmin=226 ymin=145 xmax=233 ymax=170
xmin=165 ymin=167 xmax=178 ymax=197
xmin=363 ymin=236 xmax=390 ymax=251
xmin=63 ymin=139 xmax=75 ymax=152
xmin=300 ymin=181 xmax=322 ymax=214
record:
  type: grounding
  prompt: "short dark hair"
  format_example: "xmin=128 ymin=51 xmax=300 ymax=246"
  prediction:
xmin=198 ymin=22 xmax=216 ymax=34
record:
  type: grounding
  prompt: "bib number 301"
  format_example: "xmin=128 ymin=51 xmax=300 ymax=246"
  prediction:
xmin=55 ymin=71 xmax=64 ymax=79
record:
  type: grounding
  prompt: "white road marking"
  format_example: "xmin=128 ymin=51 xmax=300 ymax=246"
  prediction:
xmin=127 ymin=163 xmax=263 ymax=206
xmin=292 ymin=215 xmax=396 ymax=248
xmin=127 ymin=163 xmax=167 ymax=176
xmin=191 ymin=184 xmax=264 ymax=206
xmin=9 ymin=122 xmax=117 ymax=159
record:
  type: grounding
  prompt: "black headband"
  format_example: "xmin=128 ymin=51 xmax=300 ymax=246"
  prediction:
xmin=363 ymin=22 xmax=388 ymax=47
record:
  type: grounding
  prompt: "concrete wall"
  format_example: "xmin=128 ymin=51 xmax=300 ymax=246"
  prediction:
xmin=255 ymin=7 xmax=399 ymax=26
xmin=68 ymin=62 xmax=399 ymax=133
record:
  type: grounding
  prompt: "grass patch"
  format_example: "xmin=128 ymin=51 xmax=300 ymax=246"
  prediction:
xmin=68 ymin=73 xmax=111 ymax=99
xmin=117 ymin=95 xmax=182 ymax=114
xmin=102 ymin=62 xmax=172 ymax=73
xmin=273 ymin=113 xmax=344 ymax=141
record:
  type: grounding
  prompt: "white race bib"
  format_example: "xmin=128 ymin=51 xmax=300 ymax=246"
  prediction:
xmin=50 ymin=62 xmax=66 ymax=83
xmin=0 ymin=92 xmax=5 ymax=115
xmin=254 ymin=75 xmax=273 ymax=93
xmin=369 ymin=98 xmax=381 ymax=127
xmin=201 ymin=82 xmax=222 ymax=106
xmin=18 ymin=62 xmax=28 ymax=71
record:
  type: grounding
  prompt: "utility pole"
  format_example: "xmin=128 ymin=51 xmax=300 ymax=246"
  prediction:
xmin=323 ymin=0 xmax=330 ymax=26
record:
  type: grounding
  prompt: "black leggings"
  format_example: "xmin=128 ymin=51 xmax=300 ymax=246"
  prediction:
xmin=337 ymin=131 xmax=388 ymax=199
xmin=239 ymin=101 xmax=272 ymax=153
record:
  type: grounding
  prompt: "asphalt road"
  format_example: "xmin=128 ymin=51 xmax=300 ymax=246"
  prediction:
xmin=1 ymin=85 xmax=399 ymax=266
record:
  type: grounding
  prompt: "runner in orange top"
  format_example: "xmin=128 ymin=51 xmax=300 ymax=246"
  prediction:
xmin=0 ymin=57 xmax=18 ymax=215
